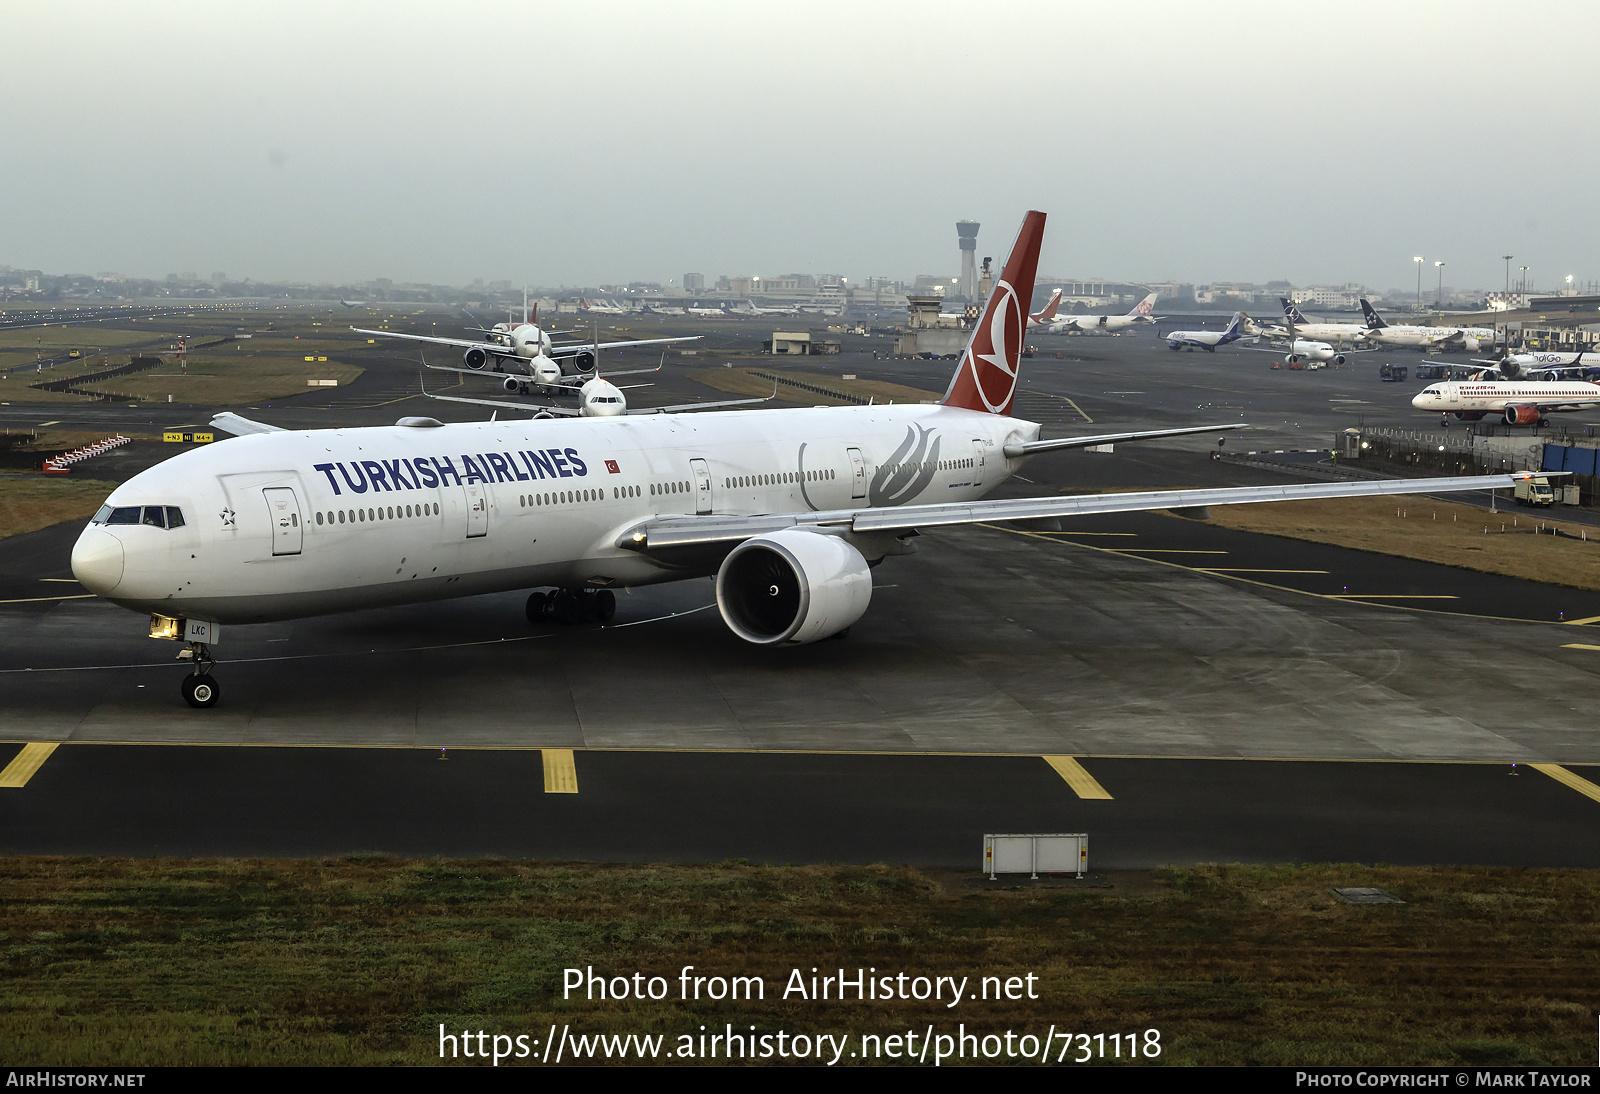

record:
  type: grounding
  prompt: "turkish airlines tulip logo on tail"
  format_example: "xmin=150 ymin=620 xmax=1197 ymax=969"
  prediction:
xmin=964 ymin=279 xmax=1023 ymax=414
xmin=939 ymin=210 xmax=1044 ymax=416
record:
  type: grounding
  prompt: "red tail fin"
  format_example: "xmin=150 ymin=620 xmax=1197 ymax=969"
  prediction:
xmin=1036 ymin=287 xmax=1062 ymax=321
xmin=940 ymin=210 xmax=1045 ymax=415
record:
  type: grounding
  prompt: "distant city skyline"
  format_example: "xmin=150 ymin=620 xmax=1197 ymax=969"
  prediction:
xmin=5 ymin=1 xmax=1595 ymax=297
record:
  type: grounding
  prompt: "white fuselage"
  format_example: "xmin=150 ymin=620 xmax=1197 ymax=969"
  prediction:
xmin=1284 ymin=322 xmax=1369 ymax=346
xmin=1166 ymin=328 xmax=1237 ymax=349
xmin=71 ymin=405 xmax=1031 ymax=626
xmin=1284 ymin=339 xmax=1341 ymax=362
xmin=1503 ymin=351 xmax=1591 ymax=368
xmin=1412 ymin=381 xmax=1600 ymax=415
xmin=1047 ymin=313 xmax=1150 ymax=334
xmin=1367 ymin=325 xmax=1460 ymax=348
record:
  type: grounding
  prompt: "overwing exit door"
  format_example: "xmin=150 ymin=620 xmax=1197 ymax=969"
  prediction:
xmin=263 ymin=487 xmax=303 ymax=555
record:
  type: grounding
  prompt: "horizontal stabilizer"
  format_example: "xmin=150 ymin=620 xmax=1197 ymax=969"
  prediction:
xmin=1003 ymin=423 xmax=1241 ymax=458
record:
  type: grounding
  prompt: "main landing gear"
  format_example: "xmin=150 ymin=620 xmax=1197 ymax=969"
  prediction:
xmin=178 ymin=641 xmax=219 ymax=709
xmin=526 ymin=588 xmax=616 ymax=626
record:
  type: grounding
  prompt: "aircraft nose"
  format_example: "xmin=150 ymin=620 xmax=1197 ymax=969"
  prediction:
xmin=71 ymin=527 xmax=124 ymax=595
xmin=1411 ymin=393 xmax=1428 ymax=408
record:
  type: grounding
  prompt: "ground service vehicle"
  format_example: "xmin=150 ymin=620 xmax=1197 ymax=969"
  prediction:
xmin=1514 ymin=476 xmax=1556 ymax=507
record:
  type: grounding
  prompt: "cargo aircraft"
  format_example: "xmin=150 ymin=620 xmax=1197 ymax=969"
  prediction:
xmin=71 ymin=211 xmax=1532 ymax=708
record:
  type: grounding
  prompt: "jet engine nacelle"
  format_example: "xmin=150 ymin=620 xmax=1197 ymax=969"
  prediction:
xmin=570 ymin=350 xmax=597 ymax=372
xmin=1504 ymin=404 xmax=1541 ymax=426
xmin=715 ymin=528 xmax=871 ymax=645
xmin=502 ymin=376 xmax=526 ymax=395
xmin=1331 ymin=353 xmax=1347 ymax=366
xmin=462 ymin=346 xmax=489 ymax=369
xmin=1452 ymin=410 xmax=1486 ymax=421
xmin=1285 ymin=353 xmax=1302 ymax=365
xmin=1465 ymin=335 xmax=1482 ymax=353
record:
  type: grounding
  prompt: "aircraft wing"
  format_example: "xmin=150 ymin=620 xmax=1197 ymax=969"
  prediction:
xmin=615 ymin=473 xmax=1530 ymax=553
xmin=209 ymin=412 xmax=286 ymax=436
xmin=547 ymin=336 xmax=700 ymax=356
xmin=352 ymin=327 xmax=512 ymax=353
xmin=419 ymin=375 xmax=774 ymax=416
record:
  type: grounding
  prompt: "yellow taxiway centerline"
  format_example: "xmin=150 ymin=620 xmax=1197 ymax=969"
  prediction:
xmin=1197 ymin=568 xmax=1330 ymax=574
xmin=1043 ymin=756 xmax=1112 ymax=799
xmin=0 ymin=743 xmax=59 ymax=788
xmin=1561 ymin=643 xmax=1600 ymax=652
xmin=542 ymin=748 xmax=578 ymax=794
xmin=1562 ymin=615 xmax=1600 ymax=626
xmin=1530 ymin=763 xmax=1600 ymax=804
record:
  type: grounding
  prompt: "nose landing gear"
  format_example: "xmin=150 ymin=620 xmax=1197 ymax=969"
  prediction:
xmin=178 ymin=641 xmax=219 ymax=709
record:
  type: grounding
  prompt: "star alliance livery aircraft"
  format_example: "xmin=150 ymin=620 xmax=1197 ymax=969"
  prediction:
xmin=71 ymin=211 xmax=1532 ymax=707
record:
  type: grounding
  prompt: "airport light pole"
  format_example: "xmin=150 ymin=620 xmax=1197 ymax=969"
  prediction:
xmin=1434 ymin=261 xmax=1445 ymax=309
xmin=1414 ymin=256 xmax=1424 ymax=313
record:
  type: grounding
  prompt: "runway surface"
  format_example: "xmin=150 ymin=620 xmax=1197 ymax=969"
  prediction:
xmin=4 ymin=310 xmax=1600 ymax=865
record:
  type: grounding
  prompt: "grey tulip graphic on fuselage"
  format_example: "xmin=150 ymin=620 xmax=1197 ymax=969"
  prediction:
xmin=868 ymin=425 xmax=941 ymax=507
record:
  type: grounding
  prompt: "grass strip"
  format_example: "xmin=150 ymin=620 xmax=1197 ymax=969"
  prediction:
xmin=1208 ymin=495 xmax=1600 ymax=593
xmin=0 ymin=859 xmax=1594 ymax=1066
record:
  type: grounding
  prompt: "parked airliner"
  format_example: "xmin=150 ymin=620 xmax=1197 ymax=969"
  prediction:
xmin=1412 ymin=379 xmax=1600 ymax=425
xmin=1166 ymin=312 xmax=1245 ymax=351
xmin=1043 ymin=292 xmax=1160 ymax=334
xmin=71 ymin=211 xmax=1528 ymax=708
xmin=1360 ymin=300 xmax=1499 ymax=353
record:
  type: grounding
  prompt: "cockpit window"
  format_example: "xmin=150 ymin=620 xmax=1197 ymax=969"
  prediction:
xmin=93 ymin=504 xmax=185 ymax=528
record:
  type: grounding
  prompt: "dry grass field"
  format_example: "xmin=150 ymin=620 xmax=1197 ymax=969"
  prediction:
xmin=1208 ymin=495 xmax=1600 ymax=592
xmin=0 ymin=859 xmax=1593 ymax=1066
xmin=76 ymin=354 xmax=362 ymax=406
xmin=0 ymin=474 xmax=118 ymax=538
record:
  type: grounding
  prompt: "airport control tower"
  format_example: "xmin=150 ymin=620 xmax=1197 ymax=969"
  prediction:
xmin=956 ymin=220 xmax=979 ymax=301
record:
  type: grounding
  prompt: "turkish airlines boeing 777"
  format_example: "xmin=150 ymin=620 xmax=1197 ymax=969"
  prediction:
xmin=71 ymin=211 xmax=1531 ymax=707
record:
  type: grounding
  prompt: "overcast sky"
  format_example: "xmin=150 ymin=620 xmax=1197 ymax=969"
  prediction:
xmin=5 ymin=1 xmax=1594 ymax=293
